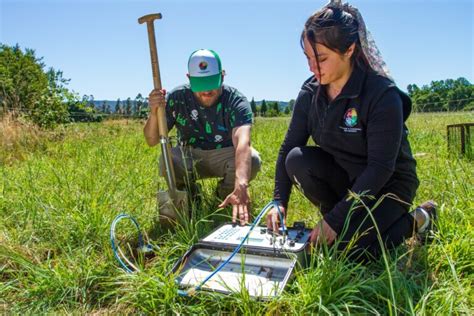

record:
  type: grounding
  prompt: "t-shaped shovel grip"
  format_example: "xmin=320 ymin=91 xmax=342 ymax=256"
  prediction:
xmin=138 ymin=13 xmax=162 ymax=24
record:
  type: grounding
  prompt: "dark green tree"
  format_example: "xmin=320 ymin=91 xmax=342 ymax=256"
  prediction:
xmin=250 ymin=97 xmax=257 ymax=116
xmin=135 ymin=93 xmax=144 ymax=116
xmin=101 ymin=101 xmax=107 ymax=113
xmin=0 ymin=44 xmax=103 ymax=126
xmin=115 ymin=98 xmax=122 ymax=115
xmin=288 ymin=99 xmax=296 ymax=112
xmin=0 ymin=44 xmax=87 ymax=127
xmin=125 ymin=97 xmax=132 ymax=115
xmin=0 ymin=44 xmax=48 ymax=113
xmin=141 ymin=97 xmax=150 ymax=118
xmin=260 ymin=99 xmax=267 ymax=117
xmin=272 ymin=102 xmax=280 ymax=115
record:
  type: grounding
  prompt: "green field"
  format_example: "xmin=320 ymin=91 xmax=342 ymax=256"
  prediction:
xmin=1 ymin=113 xmax=473 ymax=314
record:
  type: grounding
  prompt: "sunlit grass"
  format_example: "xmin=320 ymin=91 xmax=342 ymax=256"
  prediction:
xmin=1 ymin=113 xmax=473 ymax=314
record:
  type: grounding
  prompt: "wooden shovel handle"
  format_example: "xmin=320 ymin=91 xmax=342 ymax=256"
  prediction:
xmin=139 ymin=13 xmax=178 ymax=193
xmin=138 ymin=13 xmax=168 ymax=138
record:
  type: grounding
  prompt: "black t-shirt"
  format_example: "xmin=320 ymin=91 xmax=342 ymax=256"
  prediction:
xmin=166 ymin=84 xmax=253 ymax=150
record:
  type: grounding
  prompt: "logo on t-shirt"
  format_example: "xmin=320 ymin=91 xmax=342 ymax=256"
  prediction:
xmin=191 ymin=109 xmax=199 ymax=121
xmin=344 ymin=108 xmax=358 ymax=127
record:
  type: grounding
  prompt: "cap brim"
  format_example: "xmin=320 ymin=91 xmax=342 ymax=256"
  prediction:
xmin=189 ymin=73 xmax=222 ymax=92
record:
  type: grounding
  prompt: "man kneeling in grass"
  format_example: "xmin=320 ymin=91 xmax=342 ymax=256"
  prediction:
xmin=144 ymin=49 xmax=261 ymax=226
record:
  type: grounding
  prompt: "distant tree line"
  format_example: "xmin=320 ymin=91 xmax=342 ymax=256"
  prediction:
xmin=250 ymin=98 xmax=295 ymax=117
xmin=407 ymin=78 xmax=473 ymax=112
xmin=97 ymin=95 xmax=149 ymax=118
xmin=2 ymin=44 xmax=472 ymax=129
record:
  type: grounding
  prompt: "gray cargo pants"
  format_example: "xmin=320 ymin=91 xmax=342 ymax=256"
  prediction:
xmin=160 ymin=145 xmax=262 ymax=198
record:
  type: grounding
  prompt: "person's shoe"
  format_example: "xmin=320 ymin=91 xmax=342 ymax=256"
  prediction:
xmin=415 ymin=200 xmax=438 ymax=244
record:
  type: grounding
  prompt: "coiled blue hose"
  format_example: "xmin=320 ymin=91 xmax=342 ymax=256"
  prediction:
xmin=110 ymin=213 xmax=145 ymax=273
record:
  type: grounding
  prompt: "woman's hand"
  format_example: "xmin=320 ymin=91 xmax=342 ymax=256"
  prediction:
xmin=309 ymin=219 xmax=337 ymax=246
xmin=265 ymin=204 xmax=286 ymax=232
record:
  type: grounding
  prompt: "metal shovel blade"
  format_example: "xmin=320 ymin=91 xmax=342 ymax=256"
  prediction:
xmin=157 ymin=189 xmax=188 ymax=227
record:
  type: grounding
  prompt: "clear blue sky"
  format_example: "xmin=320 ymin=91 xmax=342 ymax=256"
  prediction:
xmin=1 ymin=0 xmax=473 ymax=102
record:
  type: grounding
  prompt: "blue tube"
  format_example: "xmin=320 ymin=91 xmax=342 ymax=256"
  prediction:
xmin=110 ymin=213 xmax=144 ymax=273
xmin=274 ymin=202 xmax=287 ymax=233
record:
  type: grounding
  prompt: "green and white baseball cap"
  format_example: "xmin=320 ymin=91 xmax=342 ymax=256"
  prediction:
xmin=187 ymin=49 xmax=223 ymax=92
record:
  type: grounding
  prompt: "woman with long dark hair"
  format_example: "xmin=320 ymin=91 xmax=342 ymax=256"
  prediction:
xmin=267 ymin=1 xmax=436 ymax=262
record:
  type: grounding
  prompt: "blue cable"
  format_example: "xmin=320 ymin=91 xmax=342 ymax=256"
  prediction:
xmin=178 ymin=200 xmax=284 ymax=296
xmin=110 ymin=213 xmax=145 ymax=273
xmin=274 ymin=202 xmax=287 ymax=233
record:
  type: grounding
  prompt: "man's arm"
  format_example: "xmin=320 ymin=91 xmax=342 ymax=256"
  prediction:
xmin=144 ymin=112 xmax=159 ymax=147
xmin=218 ymin=124 xmax=252 ymax=225
xmin=232 ymin=124 xmax=252 ymax=189
xmin=143 ymin=89 xmax=167 ymax=147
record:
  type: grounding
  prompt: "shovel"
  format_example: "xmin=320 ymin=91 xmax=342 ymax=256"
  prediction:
xmin=138 ymin=13 xmax=188 ymax=226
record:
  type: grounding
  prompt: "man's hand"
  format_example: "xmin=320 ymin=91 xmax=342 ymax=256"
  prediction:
xmin=218 ymin=183 xmax=251 ymax=226
xmin=265 ymin=204 xmax=286 ymax=232
xmin=148 ymin=89 xmax=167 ymax=115
xmin=309 ymin=219 xmax=337 ymax=246
xmin=225 ymin=124 xmax=253 ymax=226
xmin=143 ymin=88 xmax=167 ymax=146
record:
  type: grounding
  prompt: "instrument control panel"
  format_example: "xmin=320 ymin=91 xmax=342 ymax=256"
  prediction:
xmin=202 ymin=222 xmax=311 ymax=252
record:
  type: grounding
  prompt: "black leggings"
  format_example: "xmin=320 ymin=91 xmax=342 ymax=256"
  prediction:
xmin=285 ymin=146 xmax=416 ymax=262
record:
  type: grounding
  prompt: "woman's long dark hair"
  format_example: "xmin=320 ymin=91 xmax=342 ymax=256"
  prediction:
xmin=301 ymin=6 xmax=372 ymax=75
xmin=301 ymin=6 xmax=375 ymax=127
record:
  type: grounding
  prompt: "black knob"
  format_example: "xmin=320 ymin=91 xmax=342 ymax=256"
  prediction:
xmin=294 ymin=221 xmax=305 ymax=230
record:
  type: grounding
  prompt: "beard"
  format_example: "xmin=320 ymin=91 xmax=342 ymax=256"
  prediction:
xmin=193 ymin=88 xmax=222 ymax=107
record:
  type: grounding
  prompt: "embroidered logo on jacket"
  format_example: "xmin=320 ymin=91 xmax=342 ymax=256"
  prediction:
xmin=340 ymin=107 xmax=362 ymax=133
xmin=344 ymin=108 xmax=358 ymax=127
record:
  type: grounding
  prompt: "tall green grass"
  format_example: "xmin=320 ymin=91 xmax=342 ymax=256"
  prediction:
xmin=1 ymin=113 xmax=473 ymax=314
